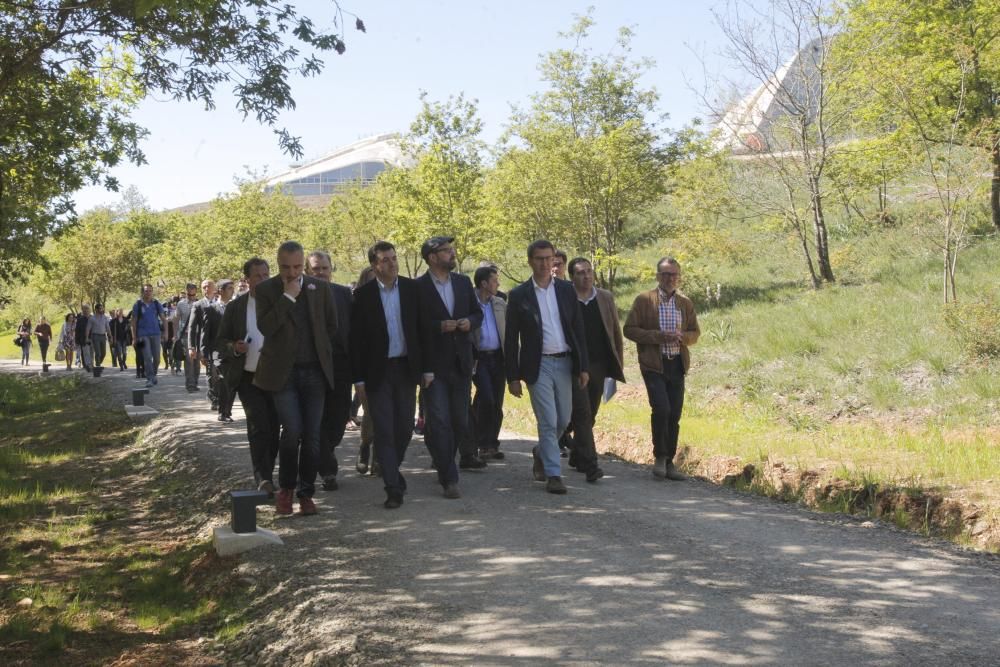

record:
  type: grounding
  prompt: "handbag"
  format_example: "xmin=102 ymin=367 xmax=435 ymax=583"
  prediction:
xmin=13 ymin=336 xmax=22 ymax=347
xmin=55 ymin=345 xmax=66 ymax=362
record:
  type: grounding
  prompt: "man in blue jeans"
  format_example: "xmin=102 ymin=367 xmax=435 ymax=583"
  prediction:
xmin=253 ymin=241 xmax=339 ymax=516
xmin=505 ymin=240 xmax=589 ymax=495
xmin=131 ymin=284 xmax=166 ymax=388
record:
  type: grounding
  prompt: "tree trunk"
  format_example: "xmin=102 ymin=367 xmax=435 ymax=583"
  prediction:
xmin=809 ymin=175 xmax=835 ymax=283
xmin=991 ymin=137 xmax=1000 ymax=231
xmin=785 ymin=185 xmax=820 ymax=289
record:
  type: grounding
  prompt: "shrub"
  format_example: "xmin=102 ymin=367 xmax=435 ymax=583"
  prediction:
xmin=943 ymin=299 xmax=1000 ymax=358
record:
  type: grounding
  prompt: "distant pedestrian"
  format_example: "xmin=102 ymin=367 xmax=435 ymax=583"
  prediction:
xmin=33 ymin=317 xmax=53 ymax=364
xmin=17 ymin=318 xmax=32 ymax=365
xmin=623 ymin=257 xmax=699 ymax=481
xmin=75 ymin=304 xmax=92 ymax=371
xmin=59 ymin=314 xmax=76 ymax=370
xmin=86 ymin=303 xmax=112 ymax=368
xmin=110 ymin=309 xmax=130 ymax=370
xmin=175 ymin=282 xmax=200 ymax=391
xmin=131 ymin=284 xmax=167 ymax=388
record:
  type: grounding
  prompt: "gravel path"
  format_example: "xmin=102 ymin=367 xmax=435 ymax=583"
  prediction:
xmin=8 ymin=360 xmax=1000 ymax=666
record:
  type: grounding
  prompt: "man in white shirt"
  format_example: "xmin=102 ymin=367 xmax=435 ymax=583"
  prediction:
xmin=218 ymin=258 xmax=280 ymax=495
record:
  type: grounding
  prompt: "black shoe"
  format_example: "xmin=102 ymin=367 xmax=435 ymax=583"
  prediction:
xmin=459 ymin=456 xmax=487 ymax=470
xmin=398 ymin=473 xmax=407 ymax=494
xmin=559 ymin=447 xmax=568 ymax=458
xmin=218 ymin=415 xmax=233 ymax=423
xmin=546 ymin=476 xmax=568 ymax=494
xmin=585 ymin=467 xmax=604 ymax=483
xmin=384 ymin=492 xmax=403 ymax=509
xmin=568 ymin=451 xmax=579 ymax=469
xmin=443 ymin=483 xmax=461 ymax=499
xmin=532 ymin=446 xmax=546 ymax=482
xmin=322 ymin=474 xmax=338 ymax=491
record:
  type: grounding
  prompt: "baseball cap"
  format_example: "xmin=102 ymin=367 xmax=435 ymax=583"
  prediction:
xmin=420 ymin=236 xmax=455 ymax=261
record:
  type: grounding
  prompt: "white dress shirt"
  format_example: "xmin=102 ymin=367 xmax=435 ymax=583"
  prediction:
xmin=533 ymin=278 xmax=569 ymax=354
xmin=244 ymin=295 xmax=264 ymax=372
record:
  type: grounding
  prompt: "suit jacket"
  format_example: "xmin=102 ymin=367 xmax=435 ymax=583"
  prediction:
xmin=252 ymin=275 xmax=338 ymax=392
xmin=472 ymin=294 xmax=507 ymax=356
xmin=350 ymin=276 xmax=425 ymax=392
xmin=187 ymin=297 xmax=212 ymax=351
xmin=590 ymin=288 xmax=626 ymax=382
xmin=416 ymin=271 xmax=482 ymax=379
xmin=504 ymin=277 xmax=589 ymax=385
xmin=200 ymin=301 xmax=225 ymax=359
xmin=329 ymin=283 xmax=352 ymax=354
xmin=216 ymin=292 xmax=250 ymax=389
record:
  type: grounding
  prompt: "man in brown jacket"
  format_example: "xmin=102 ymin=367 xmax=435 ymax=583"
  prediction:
xmin=623 ymin=257 xmax=699 ymax=481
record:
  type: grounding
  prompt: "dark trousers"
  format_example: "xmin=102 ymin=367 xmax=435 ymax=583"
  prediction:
xmin=38 ymin=339 xmax=49 ymax=363
xmin=218 ymin=375 xmax=236 ymax=418
xmin=424 ymin=366 xmax=471 ymax=487
xmin=91 ymin=335 xmax=107 ymax=367
xmin=569 ymin=360 xmax=607 ymax=473
xmin=207 ymin=362 xmax=220 ymax=405
xmin=272 ymin=365 xmax=326 ymax=498
xmin=319 ymin=366 xmax=352 ymax=478
xmin=237 ymin=371 xmax=279 ymax=483
xmin=472 ymin=350 xmax=505 ymax=451
xmin=641 ymin=355 xmax=686 ymax=460
xmin=368 ymin=358 xmax=417 ymax=496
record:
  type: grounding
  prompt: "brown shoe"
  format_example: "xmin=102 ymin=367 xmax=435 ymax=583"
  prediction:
xmin=664 ymin=463 xmax=687 ymax=481
xmin=532 ymin=446 xmax=546 ymax=482
xmin=546 ymin=476 xmax=568 ymax=494
xmin=298 ymin=496 xmax=318 ymax=515
xmin=275 ymin=488 xmax=293 ymax=515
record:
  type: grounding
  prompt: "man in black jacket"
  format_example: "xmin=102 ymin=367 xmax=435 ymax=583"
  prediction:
xmin=350 ymin=241 xmax=426 ymax=509
xmin=203 ymin=279 xmax=236 ymax=421
xmin=505 ymin=240 xmax=589 ymax=495
xmin=217 ymin=258 xmax=280 ymax=495
xmin=416 ymin=236 xmax=483 ymax=499
xmin=74 ymin=303 xmax=92 ymax=371
xmin=306 ymin=249 xmax=353 ymax=491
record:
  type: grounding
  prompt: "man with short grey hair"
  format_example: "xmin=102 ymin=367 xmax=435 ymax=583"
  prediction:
xmin=623 ymin=257 xmax=700 ymax=481
xmin=175 ymin=282 xmax=200 ymax=391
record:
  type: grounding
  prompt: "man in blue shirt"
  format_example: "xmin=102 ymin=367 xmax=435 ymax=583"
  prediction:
xmin=131 ymin=283 xmax=167 ymax=388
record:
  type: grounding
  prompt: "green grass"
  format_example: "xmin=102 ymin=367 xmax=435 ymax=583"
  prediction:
xmin=0 ymin=372 xmax=249 ymax=662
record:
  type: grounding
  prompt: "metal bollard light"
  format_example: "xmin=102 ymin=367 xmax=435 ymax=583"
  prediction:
xmin=131 ymin=388 xmax=149 ymax=406
xmin=230 ymin=490 xmax=269 ymax=534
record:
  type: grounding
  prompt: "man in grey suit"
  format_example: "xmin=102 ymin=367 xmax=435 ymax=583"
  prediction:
xmin=254 ymin=241 xmax=338 ymax=516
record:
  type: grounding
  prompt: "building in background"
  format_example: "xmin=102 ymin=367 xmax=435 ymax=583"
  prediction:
xmin=264 ymin=133 xmax=406 ymax=196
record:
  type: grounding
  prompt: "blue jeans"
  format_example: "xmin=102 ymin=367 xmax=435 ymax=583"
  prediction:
xmin=527 ymin=355 xmax=573 ymax=477
xmin=424 ymin=369 xmax=471 ymax=486
xmin=140 ymin=335 xmax=160 ymax=380
xmin=271 ymin=365 xmax=327 ymax=497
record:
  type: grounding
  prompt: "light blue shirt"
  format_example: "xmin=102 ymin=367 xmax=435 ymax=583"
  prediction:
xmin=478 ymin=297 xmax=501 ymax=351
xmin=378 ymin=278 xmax=407 ymax=358
xmin=432 ymin=272 xmax=455 ymax=317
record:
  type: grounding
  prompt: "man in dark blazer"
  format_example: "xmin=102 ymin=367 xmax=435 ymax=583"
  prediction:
xmin=505 ymin=239 xmax=589 ymax=495
xmin=202 ymin=278 xmax=235 ymax=421
xmin=470 ymin=264 xmax=507 ymax=460
xmin=217 ymin=258 xmax=280 ymax=496
xmin=254 ymin=241 xmax=338 ymax=516
xmin=350 ymin=240 xmax=426 ymax=509
xmin=416 ymin=236 xmax=483 ymax=499
xmin=306 ymin=249 xmax=353 ymax=491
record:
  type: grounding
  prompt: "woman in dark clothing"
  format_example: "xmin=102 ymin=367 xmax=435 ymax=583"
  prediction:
xmin=17 ymin=318 xmax=32 ymax=365
xmin=110 ymin=309 xmax=130 ymax=371
xmin=33 ymin=317 xmax=52 ymax=363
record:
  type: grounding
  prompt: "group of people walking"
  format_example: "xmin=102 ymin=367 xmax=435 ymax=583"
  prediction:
xmin=184 ymin=237 xmax=700 ymax=515
xmin=15 ymin=236 xmax=699 ymax=515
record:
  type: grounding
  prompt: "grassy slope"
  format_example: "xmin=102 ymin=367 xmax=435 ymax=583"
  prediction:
xmin=505 ymin=226 xmax=999 ymax=521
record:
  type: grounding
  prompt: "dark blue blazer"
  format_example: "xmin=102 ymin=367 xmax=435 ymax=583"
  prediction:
xmin=416 ymin=271 xmax=482 ymax=378
xmin=349 ymin=276 xmax=425 ymax=391
xmin=504 ymin=277 xmax=588 ymax=385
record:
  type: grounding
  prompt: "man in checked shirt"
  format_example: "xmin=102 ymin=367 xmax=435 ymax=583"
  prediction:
xmin=623 ymin=257 xmax=700 ymax=481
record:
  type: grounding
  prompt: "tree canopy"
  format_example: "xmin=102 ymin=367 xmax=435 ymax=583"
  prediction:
xmin=0 ymin=0 xmax=364 ymax=281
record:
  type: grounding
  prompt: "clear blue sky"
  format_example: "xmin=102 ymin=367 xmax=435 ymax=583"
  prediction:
xmin=74 ymin=1 xmax=739 ymax=212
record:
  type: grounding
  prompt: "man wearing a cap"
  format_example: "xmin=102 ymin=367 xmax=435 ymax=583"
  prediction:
xmin=175 ymin=282 xmax=200 ymax=391
xmin=416 ymin=236 xmax=483 ymax=499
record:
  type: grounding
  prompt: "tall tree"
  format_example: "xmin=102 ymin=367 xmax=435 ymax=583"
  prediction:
xmin=835 ymin=0 xmax=1000 ymax=230
xmin=0 ymin=0 xmax=365 ymax=280
xmin=494 ymin=13 xmax=669 ymax=289
xmin=706 ymin=0 xmax=849 ymax=287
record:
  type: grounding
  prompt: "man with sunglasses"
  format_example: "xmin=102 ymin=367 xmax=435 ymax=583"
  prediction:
xmin=623 ymin=257 xmax=700 ymax=481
